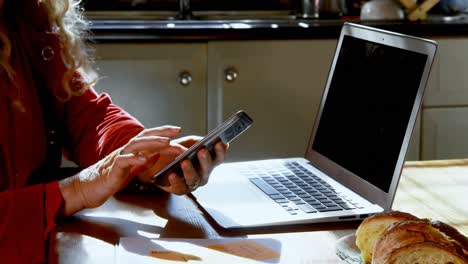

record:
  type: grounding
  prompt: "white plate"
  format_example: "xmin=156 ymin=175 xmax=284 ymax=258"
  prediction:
xmin=335 ymin=234 xmax=363 ymax=264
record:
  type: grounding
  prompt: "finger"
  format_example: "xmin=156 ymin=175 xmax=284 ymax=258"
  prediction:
xmin=158 ymin=143 xmax=186 ymax=156
xmin=173 ymin=135 xmax=203 ymax=148
xmin=213 ymin=142 xmax=227 ymax=165
xmin=129 ymin=153 xmax=160 ymax=178
xmin=138 ymin=126 xmax=182 ymax=138
xmin=196 ymin=149 xmax=213 ymax=186
xmin=113 ymin=154 xmax=148 ymax=187
xmin=114 ymin=153 xmax=147 ymax=171
xmin=158 ymin=173 xmax=187 ymax=195
xmin=181 ymin=159 xmax=202 ymax=187
xmin=121 ymin=136 xmax=169 ymax=155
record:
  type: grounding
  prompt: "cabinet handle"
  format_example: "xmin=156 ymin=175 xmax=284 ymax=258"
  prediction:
xmin=224 ymin=67 xmax=238 ymax=83
xmin=179 ymin=71 xmax=192 ymax=86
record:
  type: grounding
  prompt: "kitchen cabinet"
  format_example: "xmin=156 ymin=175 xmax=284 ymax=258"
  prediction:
xmin=89 ymin=40 xmax=421 ymax=163
xmin=422 ymin=108 xmax=468 ymax=159
xmin=424 ymin=38 xmax=468 ymax=107
xmin=207 ymin=40 xmax=421 ymax=161
xmin=421 ymin=37 xmax=468 ymax=160
xmin=63 ymin=43 xmax=207 ymax=168
xmin=207 ymin=40 xmax=337 ymax=161
xmin=92 ymin=43 xmax=208 ymax=137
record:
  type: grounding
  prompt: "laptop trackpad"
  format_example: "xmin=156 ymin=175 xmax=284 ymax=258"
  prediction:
xmin=193 ymin=177 xmax=286 ymax=227
xmin=194 ymin=177 xmax=268 ymax=205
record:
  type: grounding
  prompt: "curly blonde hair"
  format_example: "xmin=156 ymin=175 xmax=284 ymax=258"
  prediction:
xmin=0 ymin=0 xmax=96 ymax=101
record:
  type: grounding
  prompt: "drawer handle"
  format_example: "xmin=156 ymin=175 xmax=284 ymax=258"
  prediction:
xmin=179 ymin=71 xmax=192 ymax=86
xmin=224 ymin=67 xmax=238 ymax=83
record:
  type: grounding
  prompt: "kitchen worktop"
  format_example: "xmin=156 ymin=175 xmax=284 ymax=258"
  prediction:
xmin=86 ymin=13 xmax=468 ymax=42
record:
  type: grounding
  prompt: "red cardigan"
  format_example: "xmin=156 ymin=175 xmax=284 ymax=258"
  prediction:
xmin=0 ymin=1 xmax=145 ymax=262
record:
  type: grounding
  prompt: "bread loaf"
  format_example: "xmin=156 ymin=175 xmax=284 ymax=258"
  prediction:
xmin=355 ymin=211 xmax=419 ymax=263
xmin=372 ymin=220 xmax=466 ymax=264
xmin=432 ymin=220 xmax=468 ymax=260
xmin=354 ymin=211 xmax=468 ymax=264
xmin=381 ymin=242 xmax=467 ymax=264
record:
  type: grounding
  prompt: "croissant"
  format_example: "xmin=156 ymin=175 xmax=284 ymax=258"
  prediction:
xmin=355 ymin=211 xmax=419 ymax=263
xmin=355 ymin=211 xmax=468 ymax=264
xmin=373 ymin=220 xmax=466 ymax=264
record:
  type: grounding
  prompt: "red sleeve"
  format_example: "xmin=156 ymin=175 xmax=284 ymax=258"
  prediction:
xmin=62 ymin=88 xmax=145 ymax=168
xmin=0 ymin=182 xmax=63 ymax=263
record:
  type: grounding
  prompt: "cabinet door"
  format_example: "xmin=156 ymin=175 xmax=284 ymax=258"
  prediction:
xmin=422 ymin=108 xmax=468 ymax=160
xmin=424 ymin=38 xmax=468 ymax=107
xmin=208 ymin=40 xmax=337 ymax=161
xmin=93 ymin=43 xmax=207 ymax=136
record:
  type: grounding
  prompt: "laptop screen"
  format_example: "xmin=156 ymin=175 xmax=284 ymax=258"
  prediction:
xmin=312 ymin=35 xmax=428 ymax=193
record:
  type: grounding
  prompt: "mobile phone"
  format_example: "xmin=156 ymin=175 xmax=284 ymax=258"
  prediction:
xmin=151 ymin=110 xmax=253 ymax=186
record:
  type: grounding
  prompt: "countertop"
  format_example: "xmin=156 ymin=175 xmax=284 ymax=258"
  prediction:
xmin=86 ymin=14 xmax=468 ymax=42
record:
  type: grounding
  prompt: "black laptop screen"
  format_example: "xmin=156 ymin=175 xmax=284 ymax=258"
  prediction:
xmin=312 ymin=35 xmax=428 ymax=193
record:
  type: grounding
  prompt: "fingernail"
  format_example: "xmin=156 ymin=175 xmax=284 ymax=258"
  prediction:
xmin=137 ymin=156 xmax=147 ymax=161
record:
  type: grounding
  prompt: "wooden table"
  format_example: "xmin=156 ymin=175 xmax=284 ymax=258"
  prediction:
xmin=48 ymin=160 xmax=468 ymax=263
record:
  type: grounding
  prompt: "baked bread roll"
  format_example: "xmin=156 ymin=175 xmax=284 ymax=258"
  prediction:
xmin=372 ymin=220 xmax=467 ymax=264
xmin=381 ymin=242 xmax=466 ymax=264
xmin=432 ymin=220 xmax=468 ymax=259
xmin=355 ymin=211 xmax=419 ymax=263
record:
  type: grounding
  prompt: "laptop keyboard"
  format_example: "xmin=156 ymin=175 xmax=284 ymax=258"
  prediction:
xmin=246 ymin=161 xmax=361 ymax=215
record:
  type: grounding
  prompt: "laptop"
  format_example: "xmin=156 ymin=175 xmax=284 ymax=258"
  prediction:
xmin=192 ymin=22 xmax=437 ymax=228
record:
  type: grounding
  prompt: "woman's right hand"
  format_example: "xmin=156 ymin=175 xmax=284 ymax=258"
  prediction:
xmin=58 ymin=126 xmax=182 ymax=216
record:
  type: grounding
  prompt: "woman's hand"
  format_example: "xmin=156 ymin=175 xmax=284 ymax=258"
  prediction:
xmin=58 ymin=126 xmax=182 ymax=216
xmin=136 ymin=136 xmax=228 ymax=195
xmin=158 ymin=137 xmax=228 ymax=195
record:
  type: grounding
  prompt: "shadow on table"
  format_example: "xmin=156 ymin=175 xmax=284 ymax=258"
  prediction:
xmin=120 ymin=236 xmax=283 ymax=263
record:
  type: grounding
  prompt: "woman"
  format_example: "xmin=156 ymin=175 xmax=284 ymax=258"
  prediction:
xmin=0 ymin=0 xmax=227 ymax=262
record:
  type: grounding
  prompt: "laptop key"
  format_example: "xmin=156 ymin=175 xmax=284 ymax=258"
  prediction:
xmin=312 ymin=205 xmax=326 ymax=210
xmin=339 ymin=204 xmax=354 ymax=210
xmin=309 ymin=202 xmax=323 ymax=207
xmin=275 ymin=199 xmax=289 ymax=204
xmin=249 ymin=178 xmax=279 ymax=195
xmin=269 ymin=194 xmax=284 ymax=200
xmin=297 ymin=204 xmax=317 ymax=213
xmin=315 ymin=197 xmax=328 ymax=201
xmin=337 ymin=202 xmax=355 ymax=208
xmin=317 ymin=206 xmax=343 ymax=212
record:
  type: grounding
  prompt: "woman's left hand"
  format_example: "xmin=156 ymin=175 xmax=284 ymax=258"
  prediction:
xmin=136 ymin=135 xmax=228 ymax=195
